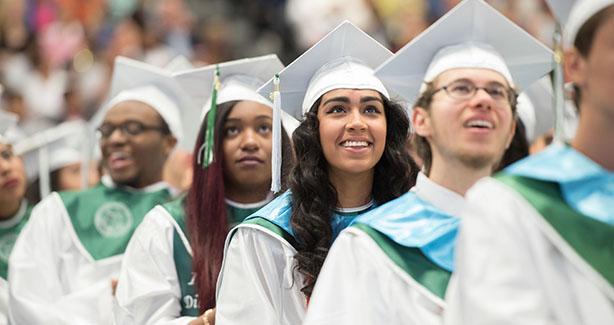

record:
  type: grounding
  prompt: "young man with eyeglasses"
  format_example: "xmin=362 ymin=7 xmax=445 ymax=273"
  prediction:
xmin=8 ymin=57 xmax=192 ymax=325
xmin=446 ymin=1 xmax=614 ymax=324
xmin=302 ymin=1 xmax=553 ymax=324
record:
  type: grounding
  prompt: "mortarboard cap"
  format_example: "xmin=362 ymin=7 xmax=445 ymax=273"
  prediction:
xmin=0 ymin=110 xmax=18 ymax=144
xmin=563 ymin=0 xmax=614 ymax=48
xmin=375 ymin=0 xmax=554 ymax=105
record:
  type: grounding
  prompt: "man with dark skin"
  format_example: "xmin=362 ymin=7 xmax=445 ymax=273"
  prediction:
xmin=8 ymin=57 xmax=186 ymax=325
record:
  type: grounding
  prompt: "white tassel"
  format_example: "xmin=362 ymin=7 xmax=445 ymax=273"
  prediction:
xmin=552 ymin=23 xmax=566 ymax=144
xmin=271 ymin=74 xmax=282 ymax=193
xmin=38 ymin=144 xmax=50 ymax=198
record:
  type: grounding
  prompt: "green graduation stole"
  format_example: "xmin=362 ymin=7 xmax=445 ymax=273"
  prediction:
xmin=167 ymin=197 xmax=264 ymax=316
xmin=59 ymin=182 xmax=172 ymax=261
xmin=496 ymin=173 xmax=614 ymax=287
xmin=0 ymin=201 xmax=33 ymax=279
xmin=353 ymin=223 xmax=452 ymax=299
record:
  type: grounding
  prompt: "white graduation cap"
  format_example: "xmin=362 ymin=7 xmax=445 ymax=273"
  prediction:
xmin=91 ymin=56 xmax=199 ymax=151
xmin=164 ymin=55 xmax=194 ymax=74
xmin=173 ymin=54 xmax=286 ymax=122
xmin=14 ymin=120 xmax=91 ymax=199
xmin=375 ymin=0 xmax=554 ymax=105
xmin=563 ymin=0 xmax=613 ymax=48
xmin=173 ymin=55 xmax=300 ymax=167
xmin=257 ymin=21 xmax=393 ymax=121
xmin=545 ymin=0 xmax=576 ymax=26
xmin=257 ymin=21 xmax=393 ymax=192
xmin=0 ymin=110 xmax=18 ymax=144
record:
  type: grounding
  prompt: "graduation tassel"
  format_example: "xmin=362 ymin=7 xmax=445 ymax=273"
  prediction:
xmin=270 ymin=74 xmax=282 ymax=193
xmin=197 ymin=65 xmax=221 ymax=168
xmin=552 ymin=22 xmax=566 ymax=144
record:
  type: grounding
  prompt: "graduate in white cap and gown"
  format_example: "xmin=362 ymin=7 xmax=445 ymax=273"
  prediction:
xmin=302 ymin=1 xmax=553 ymax=324
xmin=16 ymin=120 xmax=100 ymax=204
xmin=215 ymin=21 xmax=417 ymax=325
xmin=7 ymin=56 xmax=190 ymax=324
xmin=113 ymin=54 xmax=298 ymax=325
xmin=0 ymin=111 xmax=29 ymax=325
xmin=446 ymin=1 xmax=614 ymax=324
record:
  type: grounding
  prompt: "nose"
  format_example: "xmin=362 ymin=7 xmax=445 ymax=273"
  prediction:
xmin=346 ymin=108 xmax=368 ymax=132
xmin=240 ymin=128 xmax=259 ymax=152
xmin=469 ymin=88 xmax=494 ymax=111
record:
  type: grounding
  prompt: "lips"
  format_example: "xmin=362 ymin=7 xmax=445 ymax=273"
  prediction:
xmin=236 ymin=155 xmax=264 ymax=167
xmin=107 ymin=151 xmax=134 ymax=170
xmin=1 ymin=178 xmax=20 ymax=190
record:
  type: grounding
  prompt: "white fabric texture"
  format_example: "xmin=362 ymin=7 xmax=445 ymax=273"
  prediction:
xmin=113 ymin=206 xmax=197 ymax=325
xmin=8 ymin=193 xmax=121 ymax=324
xmin=444 ymin=177 xmax=614 ymax=325
xmin=303 ymin=173 xmax=466 ymax=325
xmin=0 ymin=279 xmax=7 ymax=325
xmin=215 ymin=225 xmax=306 ymax=325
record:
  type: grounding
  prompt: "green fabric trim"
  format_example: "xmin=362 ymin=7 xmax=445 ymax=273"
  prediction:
xmin=59 ymin=182 xmax=172 ymax=260
xmin=165 ymin=197 xmax=266 ymax=315
xmin=496 ymin=173 xmax=614 ymax=287
xmin=354 ymin=223 xmax=451 ymax=299
xmin=0 ymin=202 xmax=33 ymax=279
xmin=240 ymin=217 xmax=299 ymax=249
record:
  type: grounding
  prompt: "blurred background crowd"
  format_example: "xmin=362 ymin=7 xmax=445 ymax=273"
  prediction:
xmin=0 ymin=0 xmax=558 ymax=136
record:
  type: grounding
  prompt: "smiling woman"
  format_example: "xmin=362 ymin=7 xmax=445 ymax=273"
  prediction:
xmin=215 ymin=21 xmax=418 ymax=325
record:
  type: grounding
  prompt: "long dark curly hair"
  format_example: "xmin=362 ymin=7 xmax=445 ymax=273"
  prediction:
xmin=185 ymin=101 xmax=294 ymax=312
xmin=289 ymin=93 xmax=418 ymax=297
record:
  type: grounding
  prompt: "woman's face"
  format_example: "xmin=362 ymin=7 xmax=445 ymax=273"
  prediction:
xmin=222 ymin=101 xmax=273 ymax=192
xmin=56 ymin=161 xmax=100 ymax=191
xmin=317 ymin=88 xmax=387 ymax=177
xmin=0 ymin=143 xmax=26 ymax=207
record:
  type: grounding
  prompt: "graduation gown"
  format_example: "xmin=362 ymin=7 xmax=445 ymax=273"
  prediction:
xmin=0 ymin=200 xmax=32 ymax=325
xmin=445 ymin=144 xmax=614 ymax=325
xmin=303 ymin=173 xmax=464 ymax=325
xmin=113 ymin=196 xmax=268 ymax=325
xmin=215 ymin=191 xmax=374 ymax=325
xmin=8 ymin=176 xmax=174 ymax=325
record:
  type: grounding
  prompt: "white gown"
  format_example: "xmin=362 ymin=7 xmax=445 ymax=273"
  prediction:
xmin=113 ymin=205 xmax=197 ymax=325
xmin=444 ymin=177 xmax=614 ymax=325
xmin=215 ymin=224 xmax=307 ymax=325
xmin=303 ymin=173 xmax=466 ymax=325
xmin=8 ymin=178 xmax=175 ymax=325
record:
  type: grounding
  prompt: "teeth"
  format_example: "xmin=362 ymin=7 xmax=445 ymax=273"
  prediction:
xmin=466 ymin=120 xmax=493 ymax=129
xmin=110 ymin=152 xmax=129 ymax=159
xmin=342 ymin=140 xmax=369 ymax=147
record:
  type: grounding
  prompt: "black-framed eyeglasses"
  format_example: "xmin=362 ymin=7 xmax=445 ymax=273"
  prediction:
xmin=432 ymin=79 xmax=514 ymax=104
xmin=97 ymin=120 xmax=168 ymax=138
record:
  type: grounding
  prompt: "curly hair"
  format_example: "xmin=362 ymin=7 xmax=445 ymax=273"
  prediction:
xmin=289 ymin=94 xmax=418 ymax=297
xmin=186 ymin=101 xmax=293 ymax=312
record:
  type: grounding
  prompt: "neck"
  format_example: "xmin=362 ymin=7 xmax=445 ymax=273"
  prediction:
xmin=428 ymin=155 xmax=492 ymax=196
xmin=328 ymin=168 xmax=373 ymax=209
xmin=0 ymin=199 xmax=21 ymax=220
xmin=571 ymin=104 xmax=614 ymax=171
xmin=225 ymin=184 xmax=270 ymax=204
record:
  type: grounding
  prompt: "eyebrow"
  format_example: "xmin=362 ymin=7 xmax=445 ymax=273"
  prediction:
xmin=225 ymin=115 xmax=272 ymax=123
xmin=322 ymin=96 xmax=384 ymax=106
xmin=450 ymin=78 xmax=508 ymax=88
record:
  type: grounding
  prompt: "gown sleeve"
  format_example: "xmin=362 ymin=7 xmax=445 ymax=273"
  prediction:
xmin=113 ymin=206 xmax=197 ymax=325
xmin=8 ymin=193 xmax=106 ymax=324
xmin=215 ymin=225 xmax=306 ymax=325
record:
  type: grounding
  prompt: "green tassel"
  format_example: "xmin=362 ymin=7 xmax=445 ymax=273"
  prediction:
xmin=202 ymin=65 xmax=220 ymax=168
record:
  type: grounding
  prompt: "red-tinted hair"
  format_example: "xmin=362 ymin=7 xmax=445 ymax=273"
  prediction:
xmin=185 ymin=102 xmax=235 ymax=312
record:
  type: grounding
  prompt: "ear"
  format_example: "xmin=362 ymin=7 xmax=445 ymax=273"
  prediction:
xmin=412 ymin=107 xmax=432 ymax=138
xmin=564 ymin=49 xmax=586 ymax=87
xmin=162 ymin=136 xmax=178 ymax=156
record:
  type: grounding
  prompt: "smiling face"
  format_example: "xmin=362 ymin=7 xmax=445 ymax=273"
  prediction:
xmin=413 ymin=68 xmax=516 ymax=170
xmin=0 ymin=143 xmax=26 ymax=210
xmin=99 ymin=101 xmax=177 ymax=188
xmin=317 ymin=88 xmax=387 ymax=177
xmin=222 ymin=101 xmax=273 ymax=193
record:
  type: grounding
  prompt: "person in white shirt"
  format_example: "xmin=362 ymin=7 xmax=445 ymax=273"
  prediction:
xmin=446 ymin=1 xmax=614 ymax=324
xmin=303 ymin=1 xmax=553 ymax=324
